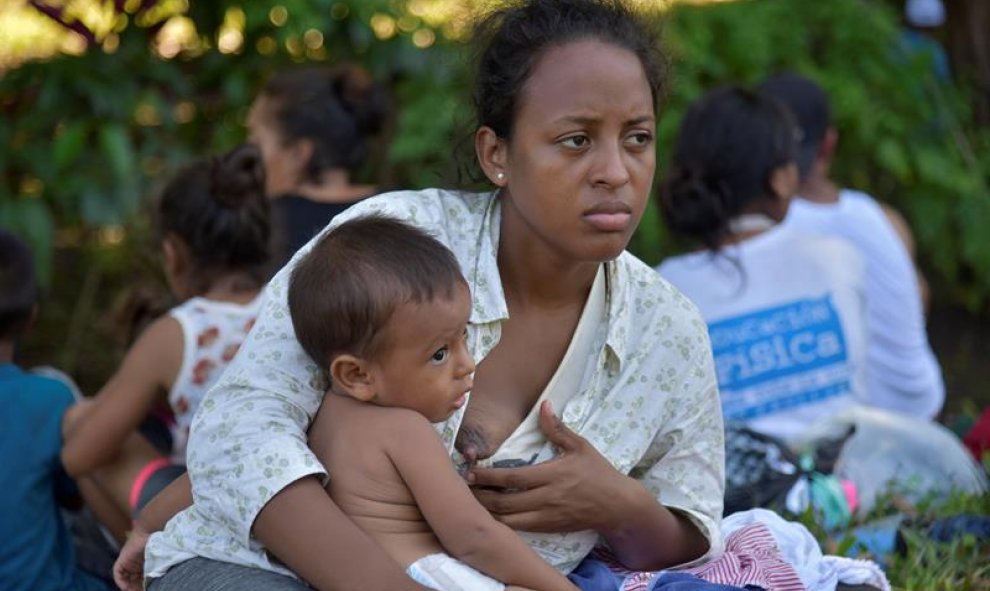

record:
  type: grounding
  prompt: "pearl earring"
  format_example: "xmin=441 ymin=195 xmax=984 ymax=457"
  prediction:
xmin=496 ymin=172 xmax=505 ymax=182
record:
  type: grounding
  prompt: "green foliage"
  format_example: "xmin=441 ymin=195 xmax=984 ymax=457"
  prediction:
xmin=0 ymin=0 xmax=463 ymax=286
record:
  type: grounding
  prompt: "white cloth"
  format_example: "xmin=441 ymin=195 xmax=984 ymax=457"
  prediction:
xmin=785 ymin=190 xmax=944 ymax=418
xmin=166 ymin=296 xmax=262 ymax=463
xmin=407 ymin=553 xmax=505 ymax=591
xmin=722 ymin=509 xmax=890 ymax=591
xmin=657 ymin=224 xmax=868 ymax=444
xmin=146 ymin=189 xmax=725 ymax=579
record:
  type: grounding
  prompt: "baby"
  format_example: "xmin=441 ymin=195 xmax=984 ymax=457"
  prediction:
xmin=288 ymin=215 xmax=577 ymax=591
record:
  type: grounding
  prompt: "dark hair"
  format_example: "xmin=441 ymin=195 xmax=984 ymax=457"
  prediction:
xmin=459 ymin=0 xmax=665 ymax=182
xmin=757 ymin=72 xmax=831 ymax=181
xmin=158 ymin=144 xmax=271 ymax=292
xmin=659 ymin=87 xmax=797 ymax=252
xmin=288 ymin=215 xmax=466 ymax=369
xmin=260 ymin=65 xmax=389 ymax=179
xmin=0 ymin=230 xmax=38 ymax=341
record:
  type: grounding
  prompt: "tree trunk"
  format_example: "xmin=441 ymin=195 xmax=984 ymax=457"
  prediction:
xmin=943 ymin=0 xmax=990 ymax=124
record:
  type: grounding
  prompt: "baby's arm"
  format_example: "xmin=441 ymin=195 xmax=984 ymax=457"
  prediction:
xmin=384 ymin=410 xmax=577 ymax=591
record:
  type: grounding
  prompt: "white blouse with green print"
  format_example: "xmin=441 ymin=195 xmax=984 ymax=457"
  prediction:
xmin=145 ymin=188 xmax=725 ymax=579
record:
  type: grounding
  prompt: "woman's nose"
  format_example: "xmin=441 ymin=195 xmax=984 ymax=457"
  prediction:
xmin=591 ymin=141 xmax=631 ymax=188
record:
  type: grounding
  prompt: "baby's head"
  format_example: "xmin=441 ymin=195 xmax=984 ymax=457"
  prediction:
xmin=288 ymin=215 xmax=475 ymax=422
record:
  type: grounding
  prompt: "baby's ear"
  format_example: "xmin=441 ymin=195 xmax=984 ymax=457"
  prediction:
xmin=329 ymin=355 xmax=375 ymax=402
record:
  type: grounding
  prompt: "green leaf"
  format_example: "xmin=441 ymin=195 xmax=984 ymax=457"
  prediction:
xmin=98 ymin=124 xmax=135 ymax=182
xmin=54 ymin=122 xmax=88 ymax=171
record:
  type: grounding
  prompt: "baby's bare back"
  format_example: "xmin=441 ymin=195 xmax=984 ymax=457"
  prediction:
xmin=310 ymin=395 xmax=446 ymax=567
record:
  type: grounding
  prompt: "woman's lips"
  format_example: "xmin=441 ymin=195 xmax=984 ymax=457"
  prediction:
xmin=453 ymin=393 xmax=468 ymax=409
xmin=583 ymin=203 xmax=633 ymax=232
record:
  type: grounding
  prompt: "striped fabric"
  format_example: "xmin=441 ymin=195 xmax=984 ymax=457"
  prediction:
xmin=592 ymin=522 xmax=806 ymax=591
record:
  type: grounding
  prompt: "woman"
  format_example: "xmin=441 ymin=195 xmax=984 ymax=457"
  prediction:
xmin=656 ymin=87 xmax=868 ymax=444
xmin=122 ymin=2 xmax=725 ymax=590
xmin=248 ymin=64 xmax=389 ymax=267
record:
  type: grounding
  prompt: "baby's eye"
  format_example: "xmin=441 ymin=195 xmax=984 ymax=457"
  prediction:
xmin=431 ymin=347 xmax=449 ymax=365
xmin=560 ymin=135 xmax=590 ymax=149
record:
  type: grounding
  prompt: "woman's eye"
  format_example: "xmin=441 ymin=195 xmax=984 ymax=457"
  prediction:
xmin=626 ymin=132 xmax=654 ymax=147
xmin=431 ymin=347 xmax=449 ymax=364
xmin=560 ymin=135 xmax=590 ymax=149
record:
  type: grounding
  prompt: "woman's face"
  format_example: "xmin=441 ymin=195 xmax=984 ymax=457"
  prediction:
xmin=498 ymin=39 xmax=656 ymax=263
xmin=247 ymin=96 xmax=305 ymax=197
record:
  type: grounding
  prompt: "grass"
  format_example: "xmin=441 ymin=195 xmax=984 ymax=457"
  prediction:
xmin=789 ymin=488 xmax=990 ymax=590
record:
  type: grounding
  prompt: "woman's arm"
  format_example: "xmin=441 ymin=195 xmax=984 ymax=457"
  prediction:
xmin=113 ymin=473 xmax=194 ymax=591
xmin=116 ymin=474 xmax=429 ymax=591
xmin=61 ymin=316 xmax=182 ymax=477
xmin=386 ymin=410 xmax=576 ymax=591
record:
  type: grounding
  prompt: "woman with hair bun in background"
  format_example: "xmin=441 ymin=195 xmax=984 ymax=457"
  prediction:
xmin=656 ymin=87 xmax=869 ymax=445
xmin=60 ymin=144 xmax=271 ymax=543
xmin=248 ymin=64 xmax=391 ymax=267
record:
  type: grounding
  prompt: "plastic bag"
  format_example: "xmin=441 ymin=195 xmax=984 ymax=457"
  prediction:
xmin=794 ymin=406 xmax=988 ymax=515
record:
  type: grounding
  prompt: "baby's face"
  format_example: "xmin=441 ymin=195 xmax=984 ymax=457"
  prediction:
xmin=367 ymin=283 xmax=475 ymax=423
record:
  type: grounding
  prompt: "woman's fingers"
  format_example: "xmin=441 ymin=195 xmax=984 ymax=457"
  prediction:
xmin=473 ymin=485 xmax=549 ymax=515
xmin=467 ymin=459 xmax=558 ymax=490
xmin=538 ymin=401 xmax=584 ymax=453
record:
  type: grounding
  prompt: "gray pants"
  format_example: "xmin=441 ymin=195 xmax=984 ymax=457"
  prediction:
xmin=148 ymin=557 xmax=311 ymax=590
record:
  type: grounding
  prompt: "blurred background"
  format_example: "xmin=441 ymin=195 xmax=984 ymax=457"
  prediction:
xmin=0 ymin=0 xmax=988 ymax=421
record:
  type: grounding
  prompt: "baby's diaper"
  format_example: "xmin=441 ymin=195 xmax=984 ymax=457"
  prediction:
xmin=407 ymin=553 xmax=505 ymax=591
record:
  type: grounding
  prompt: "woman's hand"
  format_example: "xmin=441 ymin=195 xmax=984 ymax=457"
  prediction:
xmin=113 ymin=521 xmax=150 ymax=591
xmin=467 ymin=401 xmax=638 ymax=534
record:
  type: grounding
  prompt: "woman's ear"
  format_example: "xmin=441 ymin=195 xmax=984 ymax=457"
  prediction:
xmin=162 ymin=234 xmax=184 ymax=279
xmin=768 ymin=162 xmax=798 ymax=221
xmin=329 ymin=354 xmax=376 ymax=402
xmin=475 ymin=126 xmax=509 ymax=187
xmin=289 ymin=138 xmax=315 ymax=182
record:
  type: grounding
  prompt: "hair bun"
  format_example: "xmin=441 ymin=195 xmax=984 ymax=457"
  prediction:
xmin=332 ymin=65 xmax=388 ymax=136
xmin=659 ymin=166 xmax=732 ymax=250
xmin=212 ymin=144 xmax=266 ymax=208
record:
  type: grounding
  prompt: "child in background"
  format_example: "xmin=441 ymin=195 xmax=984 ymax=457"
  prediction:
xmin=289 ymin=216 xmax=578 ymax=591
xmin=61 ymin=144 xmax=270 ymax=538
xmin=0 ymin=230 xmax=111 ymax=591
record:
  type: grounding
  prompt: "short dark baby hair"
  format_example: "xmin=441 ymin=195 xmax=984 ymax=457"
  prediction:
xmin=0 ymin=230 xmax=38 ymax=341
xmin=288 ymin=215 xmax=466 ymax=369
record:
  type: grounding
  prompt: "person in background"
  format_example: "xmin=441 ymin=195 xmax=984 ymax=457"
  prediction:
xmin=0 ymin=229 xmax=111 ymax=591
xmin=758 ymin=72 xmax=944 ymax=420
xmin=248 ymin=64 xmax=390 ymax=268
xmin=60 ymin=145 xmax=270 ymax=539
xmin=656 ymin=86 xmax=869 ymax=445
xmin=901 ymin=0 xmax=951 ymax=83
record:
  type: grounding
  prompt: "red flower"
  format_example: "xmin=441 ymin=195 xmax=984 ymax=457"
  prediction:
xmin=192 ymin=358 xmax=217 ymax=385
xmin=197 ymin=326 xmax=220 ymax=348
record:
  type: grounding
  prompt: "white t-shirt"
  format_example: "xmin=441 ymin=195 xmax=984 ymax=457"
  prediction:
xmin=657 ymin=224 xmax=868 ymax=443
xmin=785 ymin=189 xmax=944 ymax=418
